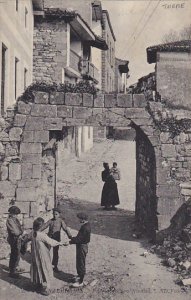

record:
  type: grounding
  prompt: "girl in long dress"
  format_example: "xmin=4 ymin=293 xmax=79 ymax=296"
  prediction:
xmin=25 ymin=217 xmax=68 ymax=296
xmin=101 ymin=162 xmax=120 ymax=210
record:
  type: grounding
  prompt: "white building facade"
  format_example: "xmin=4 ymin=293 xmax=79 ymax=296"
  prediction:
xmin=0 ymin=0 xmax=43 ymax=116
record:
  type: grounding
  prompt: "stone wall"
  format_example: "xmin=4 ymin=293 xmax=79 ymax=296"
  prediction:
xmin=1 ymin=89 xmax=191 ymax=234
xmin=156 ymin=52 xmax=191 ymax=109
xmin=33 ymin=20 xmax=68 ymax=83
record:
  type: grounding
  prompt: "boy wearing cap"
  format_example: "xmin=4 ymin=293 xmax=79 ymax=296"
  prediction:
xmin=69 ymin=212 xmax=91 ymax=287
xmin=6 ymin=206 xmax=24 ymax=278
xmin=40 ymin=207 xmax=72 ymax=272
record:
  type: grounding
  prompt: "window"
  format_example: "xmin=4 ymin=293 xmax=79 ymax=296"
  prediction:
xmin=24 ymin=68 xmax=28 ymax=90
xmin=25 ymin=7 xmax=28 ymax=28
xmin=16 ymin=0 xmax=18 ymax=11
xmin=15 ymin=57 xmax=19 ymax=100
xmin=1 ymin=44 xmax=7 ymax=116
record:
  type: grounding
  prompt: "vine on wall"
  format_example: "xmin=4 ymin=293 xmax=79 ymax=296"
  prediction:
xmin=146 ymin=103 xmax=191 ymax=138
xmin=18 ymin=81 xmax=99 ymax=104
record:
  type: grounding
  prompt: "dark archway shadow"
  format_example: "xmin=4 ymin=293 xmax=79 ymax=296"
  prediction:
xmin=57 ymin=197 xmax=148 ymax=246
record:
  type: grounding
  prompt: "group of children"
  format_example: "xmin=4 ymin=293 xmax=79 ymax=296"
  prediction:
xmin=6 ymin=206 xmax=91 ymax=296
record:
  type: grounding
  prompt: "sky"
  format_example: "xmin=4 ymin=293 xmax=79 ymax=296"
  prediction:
xmin=102 ymin=0 xmax=191 ymax=84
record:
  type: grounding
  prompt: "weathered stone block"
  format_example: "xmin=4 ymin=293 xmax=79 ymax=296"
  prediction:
xmin=20 ymin=143 xmax=42 ymax=154
xmin=83 ymin=93 xmax=93 ymax=107
xmin=57 ymin=106 xmax=73 ymax=118
xmin=17 ymin=101 xmax=32 ymax=115
xmin=22 ymin=131 xmax=34 ymax=142
xmin=124 ymin=108 xmax=149 ymax=119
xmin=0 ymin=131 xmax=9 ymax=142
xmin=133 ymin=94 xmax=146 ymax=107
xmin=73 ymin=107 xmax=92 ymax=119
xmin=0 ymin=142 xmax=5 ymax=156
xmin=160 ymin=132 xmax=172 ymax=143
xmin=148 ymin=136 xmax=160 ymax=147
xmin=1 ymin=165 xmax=8 ymax=180
xmin=23 ymin=217 xmax=34 ymax=229
xmin=65 ymin=93 xmax=82 ymax=106
xmin=156 ymin=184 xmax=180 ymax=198
xmin=133 ymin=118 xmax=153 ymax=126
xmin=44 ymin=117 xmax=62 ymax=130
xmin=16 ymin=202 xmax=30 ymax=215
xmin=94 ymin=94 xmax=104 ymax=107
xmin=50 ymin=92 xmax=65 ymax=105
xmin=31 ymin=104 xmax=57 ymax=118
xmin=66 ymin=119 xmax=86 ymax=126
xmin=140 ymin=126 xmax=155 ymax=136
xmin=0 ymin=181 xmax=16 ymax=197
xmin=9 ymin=163 xmax=21 ymax=182
xmin=5 ymin=142 xmax=18 ymax=156
xmin=34 ymin=91 xmax=49 ymax=104
xmin=32 ymin=164 xmax=41 ymax=179
xmin=21 ymin=163 xmax=33 ymax=179
xmin=30 ymin=202 xmax=37 ymax=217
xmin=117 ymin=94 xmax=133 ymax=107
xmin=161 ymin=144 xmax=177 ymax=157
xmin=25 ymin=117 xmax=44 ymax=130
xmin=14 ymin=114 xmax=27 ymax=127
xmin=6 ymin=107 xmax=16 ymax=118
xmin=21 ymin=153 xmax=41 ymax=164
xmin=17 ymin=179 xmax=40 ymax=188
xmin=33 ymin=131 xmax=49 ymax=143
xmin=16 ymin=187 xmax=37 ymax=202
xmin=104 ymin=94 xmax=117 ymax=108
xmin=185 ymin=144 xmax=191 ymax=156
xmin=92 ymin=108 xmax=104 ymax=116
xmin=9 ymin=127 xmax=22 ymax=141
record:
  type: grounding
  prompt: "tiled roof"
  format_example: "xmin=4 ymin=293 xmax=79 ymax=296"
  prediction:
xmin=147 ymin=40 xmax=191 ymax=64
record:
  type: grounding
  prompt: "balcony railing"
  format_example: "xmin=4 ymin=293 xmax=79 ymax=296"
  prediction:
xmin=69 ymin=50 xmax=99 ymax=83
xmin=81 ymin=60 xmax=99 ymax=83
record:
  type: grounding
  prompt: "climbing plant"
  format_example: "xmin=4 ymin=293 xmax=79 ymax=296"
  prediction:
xmin=146 ymin=103 xmax=191 ymax=138
xmin=18 ymin=81 xmax=99 ymax=104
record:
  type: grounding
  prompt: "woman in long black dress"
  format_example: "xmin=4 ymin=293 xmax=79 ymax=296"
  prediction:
xmin=101 ymin=162 xmax=120 ymax=210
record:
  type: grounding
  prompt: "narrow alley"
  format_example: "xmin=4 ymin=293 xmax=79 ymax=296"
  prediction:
xmin=57 ymin=139 xmax=136 ymax=211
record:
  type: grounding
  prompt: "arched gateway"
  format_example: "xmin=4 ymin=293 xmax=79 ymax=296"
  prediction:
xmin=1 ymin=88 xmax=191 ymax=237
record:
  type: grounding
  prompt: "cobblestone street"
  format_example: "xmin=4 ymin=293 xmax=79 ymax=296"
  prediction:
xmin=0 ymin=140 xmax=190 ymax=300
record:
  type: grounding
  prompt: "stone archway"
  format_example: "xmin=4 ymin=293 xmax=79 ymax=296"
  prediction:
xmin=1 ymin=89 xmax=191 ymax=234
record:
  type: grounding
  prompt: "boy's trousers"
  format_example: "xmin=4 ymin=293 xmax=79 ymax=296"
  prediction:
xmin=9 ymin=237 xmax=21 ymax=273
xmin=76 ymin=244 xmax=88 ymax=277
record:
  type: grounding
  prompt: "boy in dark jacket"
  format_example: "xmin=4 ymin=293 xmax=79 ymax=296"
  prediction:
xmin=6 ymin=206 xmax=23 ymax=278
xmin=40 ymin=207 xmax=72 ymax=272
xmin=69 ymin=212 xmax=91 ymax=287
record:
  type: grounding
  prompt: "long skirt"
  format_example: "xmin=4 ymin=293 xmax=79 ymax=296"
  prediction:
xmin=101 ymin=181 xmax=120 ymax=207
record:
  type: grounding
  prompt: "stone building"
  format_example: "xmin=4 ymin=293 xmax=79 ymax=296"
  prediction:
xmin=35 ymin=3 xmax=108 ymax=86
xmin=147 ymin=40 xmax=191 ymax=108
xmin=101 ymin=10 xmax=116 ymax=93
xmin=115 ymin=58 xmax=129 ymax=93
xmin=0 ymin=0 xmax=43 ymax=116
xmin=33 ymin=7 xmax=106 ymax=157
